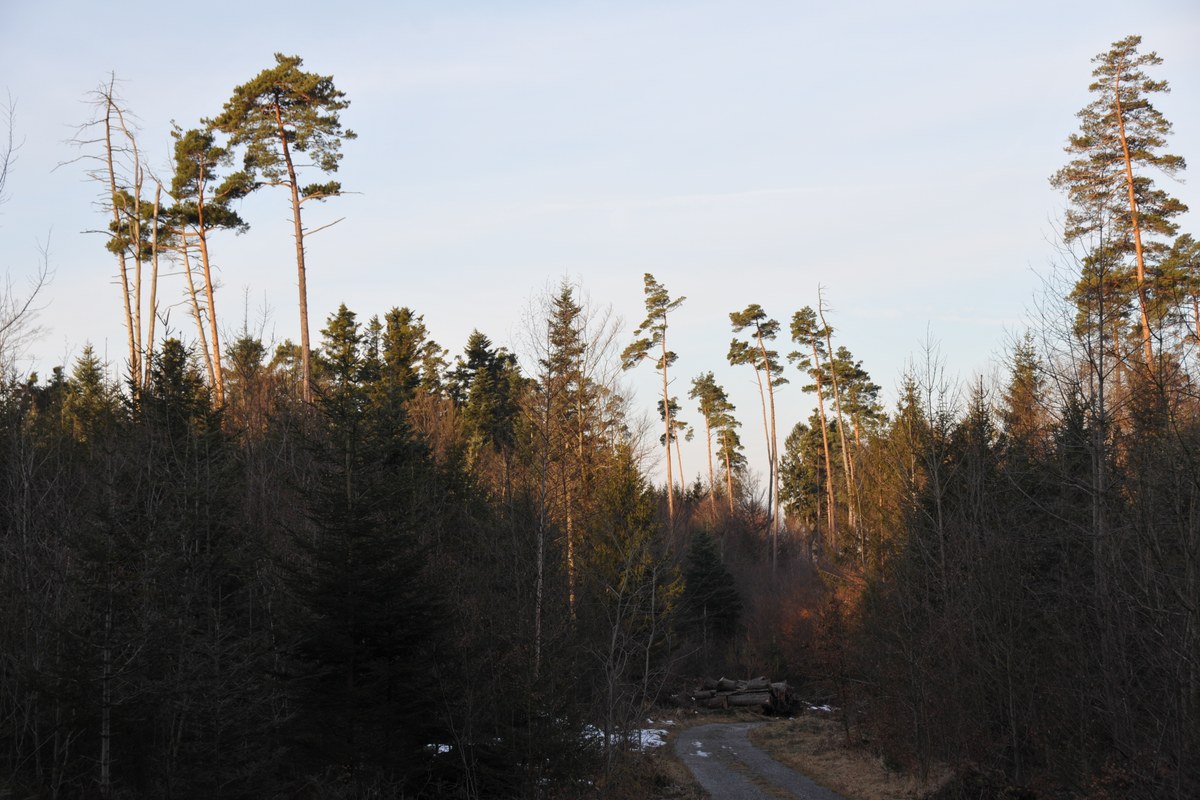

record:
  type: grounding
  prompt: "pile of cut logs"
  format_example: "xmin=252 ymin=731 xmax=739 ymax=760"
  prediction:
xmin=672 ymin=677 xmax=795 ymax=714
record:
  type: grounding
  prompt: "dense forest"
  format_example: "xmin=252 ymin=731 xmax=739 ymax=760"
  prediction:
xmin=1 ymin=36 xmax=1198 ymax=799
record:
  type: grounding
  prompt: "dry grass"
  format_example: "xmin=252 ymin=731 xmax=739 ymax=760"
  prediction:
xmin=749 ymin=711 xmax=952 ymax=800
xmin=574 ymin=752 xmax=705 ymax=800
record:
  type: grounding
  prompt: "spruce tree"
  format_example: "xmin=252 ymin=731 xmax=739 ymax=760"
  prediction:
xmin=286 ymin=305 xmax=449 ymax=792
xmin=681 ymin=529 xmax=741 ymax=658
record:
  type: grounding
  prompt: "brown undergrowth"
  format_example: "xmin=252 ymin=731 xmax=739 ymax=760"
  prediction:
xmin=749 ymin=710 xmax=952 ymax=800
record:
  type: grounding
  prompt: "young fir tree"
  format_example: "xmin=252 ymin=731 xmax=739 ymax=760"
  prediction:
xmin=377 ymin=306 xmax=443 ymax=404
xmin=780 ymin=416 xmax=828 ymax=533
xmin=832 ymin=345 xmax=884 ymax=447
xmin=286 ymin=305 xmax=449 ymax=792
xmin=681 ymin=529 xmax=741 ymax=659
xmin=452 ymin=329 xmax=523 ymax=494
xmin=578 ymin=442 xmax=679 ymax=767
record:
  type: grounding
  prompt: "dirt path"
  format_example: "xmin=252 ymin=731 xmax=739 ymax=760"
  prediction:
xmin=675 ymin=722 xmax=848 ymax=800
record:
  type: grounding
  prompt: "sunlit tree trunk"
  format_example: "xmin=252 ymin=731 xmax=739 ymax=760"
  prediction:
xmin=1113 ymin=67 xmax=1154 ymax=366
xmin=819 ymin=299 xmax=857 ymax=540
xmin=809 ymin=342 xmax=837 ymax=547
xmin=181 ymin=245 xmax=216 ymax=388
xmin=273 ymin=100 xmax=313 ymax=403
xmin=147 ymin=184 xmax=161 ymax=376
xmin=101 ymin=90 xmax=138 ymax=393
xmin=195 ymin=171 xmax=225 ymax=405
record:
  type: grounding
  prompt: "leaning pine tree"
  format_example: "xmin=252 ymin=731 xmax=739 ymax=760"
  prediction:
xmin=1051 ymin=35 xmax=1187 ymax=367
xmin=623 ymin=274 xmax=685 ymax=524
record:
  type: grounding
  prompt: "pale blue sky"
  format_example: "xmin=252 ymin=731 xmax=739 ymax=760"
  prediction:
xmin=2 ymin=0 xmax=1198 ymax=486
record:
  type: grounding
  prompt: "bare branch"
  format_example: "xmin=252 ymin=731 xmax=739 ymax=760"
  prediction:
xmin=305 ymin=217 xmax=345 ymax=237
xmin=0 ymin=234 xmax=52 ymax=373
xmin=0 ymin=92 xmax=22 ymax=212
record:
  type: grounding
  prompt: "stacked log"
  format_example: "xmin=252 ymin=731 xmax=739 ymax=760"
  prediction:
xmin=673 ymin=677 xmax=795 ymax=714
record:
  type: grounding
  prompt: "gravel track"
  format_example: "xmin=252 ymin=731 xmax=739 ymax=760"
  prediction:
xmin=675 ymin=722 xmax=847 ymax=800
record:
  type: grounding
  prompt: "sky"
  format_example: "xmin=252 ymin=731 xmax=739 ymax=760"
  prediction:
xmin=2 ymin=0 xmax=1198 ymax=487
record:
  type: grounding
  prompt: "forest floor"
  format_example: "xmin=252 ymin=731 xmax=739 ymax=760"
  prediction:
xmin=616 ymin=707 xmax=951 ymax=800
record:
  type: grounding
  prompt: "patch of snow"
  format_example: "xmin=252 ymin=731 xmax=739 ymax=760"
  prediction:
xmin=638 ymin=729 xmax=668 ymax=749
xmin=582 ymin=724 xmax=669 ymax=751
xmin=693 ymin=749 xmax=710 ymax=758
xmin=806 ymin=703 xmax=835 ymax=713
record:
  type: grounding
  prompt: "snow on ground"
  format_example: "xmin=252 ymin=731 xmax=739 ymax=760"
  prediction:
xmin=582 ymin=721 xmax=672 ymax=751
xmin=638 ymin=728 xmax=669 ymax=748
xmin=432 ymin=718 xmax=677 ymax=758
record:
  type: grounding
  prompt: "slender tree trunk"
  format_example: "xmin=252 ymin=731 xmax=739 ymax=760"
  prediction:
xmin=147 ymin=184 xmax=160 ymax=375
xmin=748 ymin=362 xmax=778 ymax=562
xmin=100 ymin=605 xmax=112 ymax=799
xmin=754 ymin=328 xmax=781 ymax=570
xmin=196 ymin=226 xmax=224 ymax=404
xmin=810 ymin=343 xmax=838 ymax=547
xmin=702 ymin=413 xmax=716 ymax=516
xmin=534 ymin=431 xmax=547 ymax=679
xmin=641 ymin=574 xmax=657 ymax=706
xmin=751 ymin=366 xmax=771 ymax=488
xmin=722 ymin=429 xmax=735 ymax=515
xmin=1111 ymin=314 xmax=1124 ymax=409
xmin=1090 ymin=261 xmax=1122 ymax=743
xmin=273 ymin=99 xmax=313 ymax=402
xmin=1192 ymin=296 xmax=1200 ymax=343
xmin=660 ymin=338 xmax=675 ymax=524
xmin=674 ymin=425 xmax=685 ymax=507
xmin=1092 ymin=261 xmax=1109 ymax=601
xmin=195 ymin=164 xmax=225 ymax=406
xmin=110 ymin=99 xmax=151 ymax=389
xmin=1113 ymin=66 xmax=1155 ymax=366
xmin=182 ymin=244 xmax=216 ymax=388
xmin=131 ymin=161 xmax=144 ymax=389
xmin=569 ymin=355 xmax=590 ymax=615
xmin=566 ymin=478 xmax=576 ymax=618
xmin=819 ymin=302 xmax=858 ymax=543
xmin=101 ymin=89 xmax=138 ymax=394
